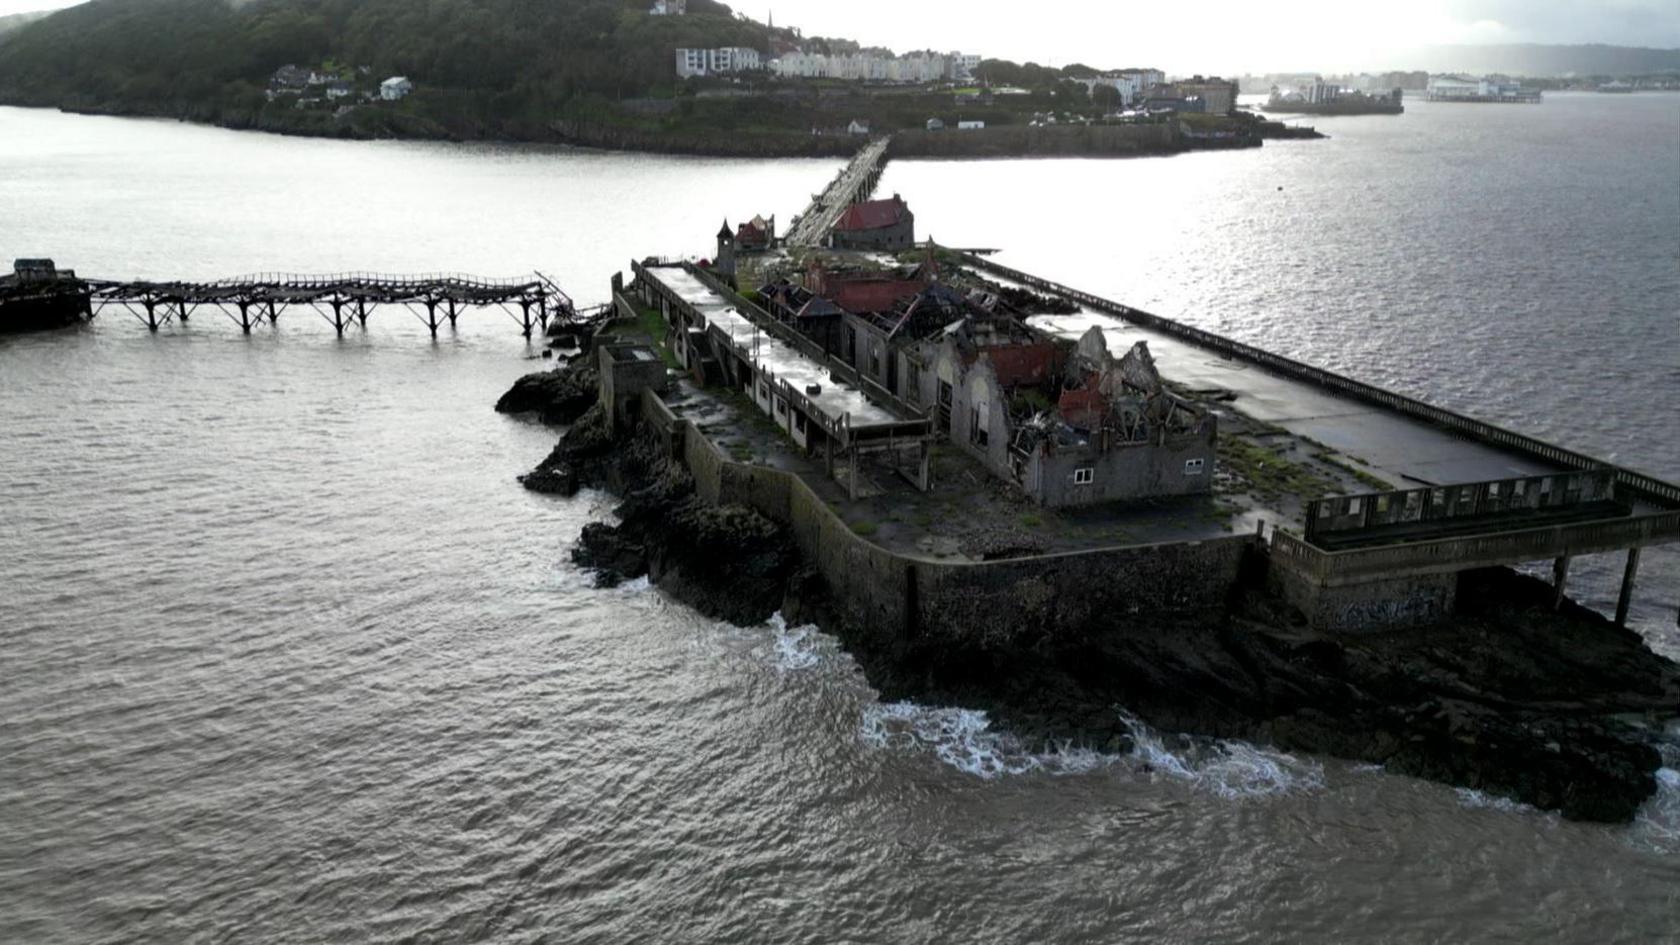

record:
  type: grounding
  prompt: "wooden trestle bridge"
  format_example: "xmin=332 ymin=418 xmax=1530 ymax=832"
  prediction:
xmin=84 ymin=271 xmax=579 ymax=337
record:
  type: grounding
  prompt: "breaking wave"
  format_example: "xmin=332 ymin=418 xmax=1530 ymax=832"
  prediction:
xmin=765 ymin=613 xmax=824 ymax=671
xmin=1453 ymin=788 xmax=1538 ymax=814
xmin=1628 ymin=726 xmax=1680 ymax=854
xmin=858 ymin=702 xmax=1324 ymax=797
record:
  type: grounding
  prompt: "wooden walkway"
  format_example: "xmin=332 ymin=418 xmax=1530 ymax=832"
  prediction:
xmin=84 ymin=271 xmax=578 ymax=337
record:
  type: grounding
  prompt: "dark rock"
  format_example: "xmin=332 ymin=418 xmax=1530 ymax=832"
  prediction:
xmin=495 ymin=364 xmax=599 ymax=425
xmin=559 ymin=423 xmax=801 ymax=626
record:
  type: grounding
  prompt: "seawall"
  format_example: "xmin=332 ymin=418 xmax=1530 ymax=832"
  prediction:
xmin=643 ymin=387 xmax=1256 ymax=651
xmin=888 ymin=122 xmax=1193 ymax=159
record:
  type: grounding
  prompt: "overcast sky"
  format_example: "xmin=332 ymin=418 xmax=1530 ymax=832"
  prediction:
xmin=3 ymin=0 xmax=1677 ymax=73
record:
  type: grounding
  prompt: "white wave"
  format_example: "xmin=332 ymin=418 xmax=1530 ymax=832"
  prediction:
xmin=857 ymin=702 xmax=1322 ymax=796
xmin=1453 ymin=787 xmax=1537 ymax=814
xmin=765 ymin=612 xmax=823 ymax=671
xmin=616 ymin=575 xmax=652 ymax=594
xmin=1124 ymin=713 xmax=1326 ymax=798
xmin=858 ymin=702 xmax=1052 ymax=778
xmin=1628 ymin=761 xmax=1680 ymax=855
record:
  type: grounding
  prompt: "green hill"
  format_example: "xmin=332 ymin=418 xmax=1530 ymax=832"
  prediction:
xmin=0 ymin=0 xmax=781 ymax=141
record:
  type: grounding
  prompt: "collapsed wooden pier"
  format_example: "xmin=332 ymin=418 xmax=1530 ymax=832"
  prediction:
xmin=84 ymin=271 xmax=578 ymax=337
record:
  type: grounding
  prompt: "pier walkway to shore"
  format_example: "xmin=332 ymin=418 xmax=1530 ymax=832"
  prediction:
xmin=85 ymin=271 xmax=577 ymax=337
xmin=784 ymin=137 xmax=892 ymax=248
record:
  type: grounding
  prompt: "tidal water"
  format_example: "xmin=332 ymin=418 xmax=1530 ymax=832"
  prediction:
xmin=3 ymin=98 xmax=1679 ymax=942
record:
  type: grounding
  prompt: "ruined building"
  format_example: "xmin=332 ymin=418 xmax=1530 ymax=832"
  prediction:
xmin=929 ymin=325 xmax=1216 ymax=507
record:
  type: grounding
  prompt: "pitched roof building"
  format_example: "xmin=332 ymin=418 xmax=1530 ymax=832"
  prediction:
xmin=830 ymin=194 xmax=914 ymax=251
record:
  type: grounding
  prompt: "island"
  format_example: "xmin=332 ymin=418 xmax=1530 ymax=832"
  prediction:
xmin=498 ymin=154 xmax=1680 ymax=823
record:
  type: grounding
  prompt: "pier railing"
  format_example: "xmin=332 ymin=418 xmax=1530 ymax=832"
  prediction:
xmin=1273 ymin=510 xmax=1680 ymax=585
xmin=960 ymin=253 xmax=1680 ymax=510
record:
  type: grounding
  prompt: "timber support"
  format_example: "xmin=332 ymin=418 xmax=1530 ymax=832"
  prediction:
xmin=83 ymin=271 xmax=583 ymax=339
xmin=1616 ymin=547 xmax=1641 ymax=628
xmin=1552 ymin=555 xmax=1571 ymax=610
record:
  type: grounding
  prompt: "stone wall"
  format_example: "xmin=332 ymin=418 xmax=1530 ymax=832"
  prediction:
xmin=1269 ymin=563 xmax=1457 ymax=634
xmin=1027 ymin=424 xmax=1217 ymax=507
xmin=657 ymin=395 xmax=1254 ymax=647
xmin=888 ymin=123 xmax=1181 ymax=159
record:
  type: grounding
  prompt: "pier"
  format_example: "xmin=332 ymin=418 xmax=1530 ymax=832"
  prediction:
xmin=784 ymin=136 xmax=892 ymax=248
xmin=84 ymin=271 xmax=577 ymax=337
xmin=959 ymin=253 xmax=1680 ymax=630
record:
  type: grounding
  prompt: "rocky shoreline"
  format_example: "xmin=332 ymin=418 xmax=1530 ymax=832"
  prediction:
xmin=501 ymin=361 xmax=1680 ymax=822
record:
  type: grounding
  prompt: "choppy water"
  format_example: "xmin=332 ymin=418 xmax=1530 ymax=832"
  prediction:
xmin=3 ymin=99 xmax=1679 ymax=942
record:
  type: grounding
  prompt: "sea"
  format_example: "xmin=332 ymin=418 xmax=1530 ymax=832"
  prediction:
xmin=2 ymin=93 xmax=1678 ymax=943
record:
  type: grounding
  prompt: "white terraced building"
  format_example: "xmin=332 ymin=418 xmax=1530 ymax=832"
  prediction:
xmin=768 ymin=51 xmax=980 ymax=83
xmin=675 ymin=47 xmax=762 ymax=78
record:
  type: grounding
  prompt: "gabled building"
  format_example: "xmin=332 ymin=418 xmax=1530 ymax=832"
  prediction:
xmin=380 ymin=76 xmax=413 ymax=100
xmin=928 ymin=325 xmax=1216 ymax=507
xmin=269 ymin=64 xmax=310 ymax=93
xmin=735 ymin=214 xmax=775 ymax=251
xmin=829 ymin=194 xmax=915 ymax=251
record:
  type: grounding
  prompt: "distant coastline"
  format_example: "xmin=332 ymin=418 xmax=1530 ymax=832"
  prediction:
xmin=2 ymin=99 xmax=1320 ymax=158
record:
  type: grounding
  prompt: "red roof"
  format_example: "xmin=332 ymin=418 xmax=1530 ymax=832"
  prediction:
xmin=835 ymin=196 xmax=909 ymax=232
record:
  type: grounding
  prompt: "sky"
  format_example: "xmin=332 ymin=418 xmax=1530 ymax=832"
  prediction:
xmin=2 ymin=0 xmax=1678 ymax=74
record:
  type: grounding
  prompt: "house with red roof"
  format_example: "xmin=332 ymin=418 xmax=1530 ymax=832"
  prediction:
xmin=829 ymin=194 xmax=915 ymax=251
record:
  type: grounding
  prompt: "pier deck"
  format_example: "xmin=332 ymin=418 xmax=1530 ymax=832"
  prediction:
xmin=958 ymin=254 xmax=1678 ymax=629
xmin=84 ymin=270 xmax=577 ymax=337
xmin=1026 ymin=310 xmax=1563 ymax=489
xmin=784 ymin=137 xmax=891 ymax=248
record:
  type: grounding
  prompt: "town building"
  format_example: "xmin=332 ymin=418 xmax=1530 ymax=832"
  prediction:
xmin=766 ymin=49 xmax=979 ymax=84
xmin=648 ymin=0 xmax=686 ymax=13
xmin=847 ymin=119 xmax=871 ymax=135
xmin=269 ymin=64 xmax=310 ymax=93
xmin=957 ymin=120 xmax=985 ymax=130
xmin=828 ymin=195 xmax=915 ymax=251
xmin=676 ymin=46 xmax=763 ymax=78
xmin=949 ymin=53 xmax=983 ymax=81
xmin=1305 ymin=77 xmax=1340 ymax=104
xmin=1073 ymin=73 xmax=1145 ymax=106
xmin=1115 ymin=68 xmax=1166 ymax=93
xmin=379 ymin=76 xmax=413 ymax=100
xmin=1165 ymin=76 xmax=1237 ymax=115
xmin=1426 ymin=74 xmax=1541 ymax=103
xmin=325 ymin=80 xmax=354 ymax=100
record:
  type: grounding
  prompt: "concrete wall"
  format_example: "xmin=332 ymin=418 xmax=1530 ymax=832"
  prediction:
xmin=654 ymin=395 xmax=1254 ymax=647
xmin=947 ymin=358 xmax=1017 ymax=479
xmin=1026 ymin=422 xmax=1216 ymax=507
xmin=1270 ymin=564 xmax=1457 ymax=634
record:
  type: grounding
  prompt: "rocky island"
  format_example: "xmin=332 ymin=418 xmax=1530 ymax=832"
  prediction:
xmin=494 ymin=222 xmax=1680 ymax=823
